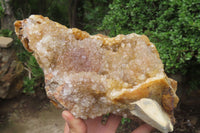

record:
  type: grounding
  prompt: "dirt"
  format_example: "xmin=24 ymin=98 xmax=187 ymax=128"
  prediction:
xmin=0 ymin=94 xmax=65 ymax=133
xmin=0 ymin=89 xmax=200 ymax=133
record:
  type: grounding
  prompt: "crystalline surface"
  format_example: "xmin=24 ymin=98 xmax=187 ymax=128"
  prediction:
xmin=14 ymin=15 xmax=179 ymax=122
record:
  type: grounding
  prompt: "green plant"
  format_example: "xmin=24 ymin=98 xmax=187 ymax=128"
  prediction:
xmin=16 ymin=40 xmax=44 ymax=94
xmin=121 ymin=118 xmax=131 ymax=125
xmin=47 ymin=0 xmax=69 ymax=26
xmin=26 ymin=55 xmax=43 ymax=78
xmin=23 ymin=54 xmax=44 ymax=94
xmin=0 ymin=2 xmax=4 ymax=18
xmin=81 ymin=0 xmax=111 ymax=34
xmin=23 ymin=77 xmax=36 ymax=93
xmin=0 ymin=29 xmax=13 ymax=37
xmin=11 ymin=0 xmax=69 ymax=25
xmin=23 ymin=55 xmax=44 ymax=94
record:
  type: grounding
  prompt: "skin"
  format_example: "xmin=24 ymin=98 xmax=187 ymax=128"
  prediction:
xmin=62 ymin=111 xmax=153 ymax=133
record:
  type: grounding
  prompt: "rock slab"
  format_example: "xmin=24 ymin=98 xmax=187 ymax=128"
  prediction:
xmin=0 ymin=36 xmax=13 ymax=48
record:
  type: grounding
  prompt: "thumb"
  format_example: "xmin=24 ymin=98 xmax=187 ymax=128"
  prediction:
xmin=62 ymin=111 xmax=87 ymax=133
xmin=132 ymin=124 xmax=153 ymax=133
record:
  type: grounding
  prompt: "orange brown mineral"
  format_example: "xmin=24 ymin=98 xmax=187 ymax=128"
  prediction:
xmin=14 ymin=15 xmax=179 ymax=133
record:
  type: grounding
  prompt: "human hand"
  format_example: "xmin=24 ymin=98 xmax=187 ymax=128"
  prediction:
xmin=62 ymin=111 xmax=153 ymax=133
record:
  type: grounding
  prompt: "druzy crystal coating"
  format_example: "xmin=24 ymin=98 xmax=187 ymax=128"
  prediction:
xmin=14 ymin=15 xmax=179 ymax=125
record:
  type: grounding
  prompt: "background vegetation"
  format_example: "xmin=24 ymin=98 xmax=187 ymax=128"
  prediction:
xmin=0 ymin=0 xmax=199 ymax=92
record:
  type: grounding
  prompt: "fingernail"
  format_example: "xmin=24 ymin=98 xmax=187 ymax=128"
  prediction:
xmin=62 ymin=111 xmax=69 ymax=121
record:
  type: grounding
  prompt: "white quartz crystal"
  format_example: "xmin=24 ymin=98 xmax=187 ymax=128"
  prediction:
xmin=15 ymin=15 xmax=179 ymax=133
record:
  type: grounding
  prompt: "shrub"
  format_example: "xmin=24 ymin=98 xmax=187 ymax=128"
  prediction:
xmin=81 ymin=0 xmax=111 ymax=34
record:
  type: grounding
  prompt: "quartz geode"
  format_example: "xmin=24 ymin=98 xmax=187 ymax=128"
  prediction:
xmin=15 ymin=15 xmax=179 ymax=132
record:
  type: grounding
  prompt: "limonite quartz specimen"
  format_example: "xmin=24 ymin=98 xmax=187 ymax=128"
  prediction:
xmin=15 ymin=15 xmax=179 ymax=133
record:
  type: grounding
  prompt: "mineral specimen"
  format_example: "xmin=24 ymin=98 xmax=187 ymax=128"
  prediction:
xmin=14 ymin=15 xmax=179 ymax=133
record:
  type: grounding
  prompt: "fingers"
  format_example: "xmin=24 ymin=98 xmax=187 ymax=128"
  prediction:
xmin=105 ymin=114 xmax=121 ymax=132
xmin=85 ymin=114 xmax=121 ymax=133
xmin=62 ymin=111 xmax=87 ymax=133
xmin=62 ymin=111 xmax=152 ymax=133
xmin=132 ymin=124 xmax=153 ymax=133
xmin=64 ymin=122 xmax=70 ymax=133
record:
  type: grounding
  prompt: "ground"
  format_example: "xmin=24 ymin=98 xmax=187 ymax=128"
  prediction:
xmin=0 ymin=89 xmax=200 ymax=133
xmin=0 ymin=92 xmax=64 ymax=133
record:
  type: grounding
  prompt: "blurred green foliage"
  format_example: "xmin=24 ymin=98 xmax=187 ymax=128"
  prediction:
xmin=0 ymin=29 xmax=13 ymax=37
xmin=121 ymin=118 xmax=131 ymax=125
xmin=47 ymin=0 xmax=69 ymax=25
xmin=11 ymin=0 xmax=69 ymax=25
xmin=17 ymin=44 xmax=44 ymax=94
xmin=0 ymin=2 xmax=4 ymax=18
xmin=81 ymin=0 xmax=111 ymax=34
xmin=23 ymin=77 xmax=36 ymax=94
